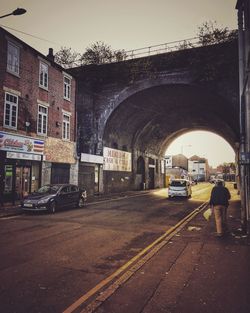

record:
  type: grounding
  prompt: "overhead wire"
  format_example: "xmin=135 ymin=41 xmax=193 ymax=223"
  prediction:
xmin=0 ymin=24 xmax=60 ymax=46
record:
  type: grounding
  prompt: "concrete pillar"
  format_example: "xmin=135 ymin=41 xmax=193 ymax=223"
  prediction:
xmin=70 ymin=160 xmax=79 ymax=185
xmin=41 ymin=162 xmax=51 ymax=186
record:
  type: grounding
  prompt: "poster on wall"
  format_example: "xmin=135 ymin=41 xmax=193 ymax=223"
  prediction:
xmin=103 ymin=147 xmax=132 ymax=172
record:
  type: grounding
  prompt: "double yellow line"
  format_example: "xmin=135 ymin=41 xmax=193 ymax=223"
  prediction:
xmin=63 ymin=202 xmax=208 ymax=313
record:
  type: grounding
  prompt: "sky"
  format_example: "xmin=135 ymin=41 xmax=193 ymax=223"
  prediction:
xmin=165 ymin=131 xmax=235 ymax=168
xmin=1 ymin=0 xmax=237 ymax=55
xmin=0 ymin=1 xmax=237 ymax=167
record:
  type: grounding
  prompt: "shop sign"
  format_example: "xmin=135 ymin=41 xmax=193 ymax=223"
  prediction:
xmin=0 ymin=132 xmax=44 ymax=155
xmin=6 ymin=151 xmax=42 ymax=161
xmin=103 ymin=147 xmax=131 ymax=172
xmin=81 ymin=153 xmax=103 ymax=164
xmin=161 ymin=160 xmax=165 ymax=174
xmin=240 ymin=152 xmax=250 ymax=164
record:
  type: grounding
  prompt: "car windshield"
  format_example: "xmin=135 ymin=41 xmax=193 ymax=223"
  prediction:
xmin=170 ymin=180 xmax=187 ymax=187
xmin=37 ymin=185 xmax=60 ymax=194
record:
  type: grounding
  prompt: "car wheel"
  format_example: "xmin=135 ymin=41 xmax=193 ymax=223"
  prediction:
xmin=49 ymin=201 xmax=56 ymax=214
xmin=78 ymin=197 xmax=85 ymax=208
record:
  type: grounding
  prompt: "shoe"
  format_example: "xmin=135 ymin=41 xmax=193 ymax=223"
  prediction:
xmin=215 ymin=233 xmax=224 ymax=238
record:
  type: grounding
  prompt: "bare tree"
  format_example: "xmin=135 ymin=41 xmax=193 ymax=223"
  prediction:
xmin=80 ymin=41 xmax=114 ymax=65
xmin=55 ymin=42 xmax=127 ymax=67
xmin=54 ymin=47 xmax=80 ymax=68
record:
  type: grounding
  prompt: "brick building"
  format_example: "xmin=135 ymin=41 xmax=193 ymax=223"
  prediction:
xmin=0 ymin=27 xmax=77 ymax=204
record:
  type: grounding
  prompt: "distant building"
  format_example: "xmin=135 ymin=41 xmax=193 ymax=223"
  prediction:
xmin=165 ymin=155 xmax=172 ymax=168
xmin=188 ymin=155 xmax=209 ymax=181
xmin=165 ymin=154 xmax=189 ymax=183
xmin=172 ymin=154 xmax=188 ymax=170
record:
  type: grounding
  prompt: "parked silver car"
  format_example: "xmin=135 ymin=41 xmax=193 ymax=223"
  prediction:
xmin=168 ymin=179 xmax=192 ymax=198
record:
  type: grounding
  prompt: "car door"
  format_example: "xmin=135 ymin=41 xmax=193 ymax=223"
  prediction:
xmin=57 ymin=185 xmax=71 ymax=208
xmin=69 ymin=185 xmax=80 ymax=206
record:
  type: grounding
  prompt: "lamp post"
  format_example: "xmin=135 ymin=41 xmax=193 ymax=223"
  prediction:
xmin=181 ymin=144 xmax=192 ymax=155
xmin=0 ymin=8 xmax=26 ymax=19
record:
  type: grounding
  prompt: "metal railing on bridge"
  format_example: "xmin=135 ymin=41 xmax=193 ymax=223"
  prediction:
xmin=72 ymin=31 xmax=237 ymax=66
xmin=102 ymin=33 xmax=237 ymax=64
xmin=122 ymin=36 xmax=200 ymax=61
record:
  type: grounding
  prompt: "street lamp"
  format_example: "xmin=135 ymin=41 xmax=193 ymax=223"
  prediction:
xmin=181 ymin=144 xmax=192 ymax=155
xmin=0 ymin=8 xmax=26 ymax=19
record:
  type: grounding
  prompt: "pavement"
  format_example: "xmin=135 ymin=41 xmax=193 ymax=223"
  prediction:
xmin=71 ymin=198 xmax=248 ymax=313
xmin=1 ymin=188 xmax=250 ymax=313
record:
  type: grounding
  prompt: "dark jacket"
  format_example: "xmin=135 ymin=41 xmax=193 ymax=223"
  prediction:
xmin=209 ymin=185 xmax=231 ymax=206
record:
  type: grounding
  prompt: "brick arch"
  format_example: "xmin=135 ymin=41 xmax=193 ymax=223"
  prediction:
xmin=103 ymin=83 xmax=239 ymax=157
xmin=99 ymin=71 xmax=192 ymax=141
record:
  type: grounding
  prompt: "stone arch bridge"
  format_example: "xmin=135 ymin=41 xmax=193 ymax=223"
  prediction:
xmin=70 ymin=40 xmax=239 ymax=195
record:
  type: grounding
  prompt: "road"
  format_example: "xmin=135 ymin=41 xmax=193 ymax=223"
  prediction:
xmin=0 ymin=183 xmax=213 ymax=313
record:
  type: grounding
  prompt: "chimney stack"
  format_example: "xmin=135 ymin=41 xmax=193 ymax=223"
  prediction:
xmin=47 ymin=48 xmax=54 ymax=62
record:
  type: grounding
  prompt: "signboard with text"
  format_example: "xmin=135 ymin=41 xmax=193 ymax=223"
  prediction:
xmin=81 ymin=153 xmax=103 ymax=164
xmin=6 ymin=151 xmax=42 ymax=161
xmin=103 ymin=147 xmax=131 ymax=172
xmin=0 ymin=132 xmax=44 ymax=155
xmin=240 ymin=152 xmax=250 ymax=164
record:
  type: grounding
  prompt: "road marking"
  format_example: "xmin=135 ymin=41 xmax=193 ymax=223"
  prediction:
xmin=0 ymin=215 xmax=22 ymax=221
xmin=63 ymin=202 xmax=208 ymax=313
xmin=86 ymin=191 xmax=152 ymax=206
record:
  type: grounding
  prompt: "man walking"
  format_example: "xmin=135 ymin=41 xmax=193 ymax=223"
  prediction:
xmin=209 ymin=180 xmax=231 ymax=237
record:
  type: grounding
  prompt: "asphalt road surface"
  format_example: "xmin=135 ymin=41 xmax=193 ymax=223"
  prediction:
xmin=0 ymin=183 xmax=213 ymax=313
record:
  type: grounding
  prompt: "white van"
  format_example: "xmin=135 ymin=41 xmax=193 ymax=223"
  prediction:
xmin=168 ymin=179 xmax=192 ymax=198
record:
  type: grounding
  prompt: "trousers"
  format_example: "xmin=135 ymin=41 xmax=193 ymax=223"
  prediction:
xmin=213 ymin=205 xmax=227 ymax=235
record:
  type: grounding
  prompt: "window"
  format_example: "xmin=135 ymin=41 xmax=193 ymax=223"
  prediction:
xmin=4 ymin=92 xmax=18 ymax=129
xmin=70 ymin=185 xmax=79 ymax=192
xmin=39 ymin=62 xmax=48 ymax=89
xmin=170 ymin=180 xmax=187 ymax=187
xmin=63 ymin=75 xmax=71 ymax=100
xmin=7 ymin=42 xmax=20 ymax=75
xmin=37 ymin=105 xmax=48 ymax=135
xmin=62 ymin=113 xmax=70 ymax=140
xmin=122 ymin=145 xmax=128 ymax=151
xmin=60 ymin=186 xmax=70 ymax=194
xmin=112 ymin=142 xmax=118 ymax=149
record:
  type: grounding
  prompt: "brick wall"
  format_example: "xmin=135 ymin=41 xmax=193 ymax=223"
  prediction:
xmin=0 ymin=27 xmax=76 ymax=143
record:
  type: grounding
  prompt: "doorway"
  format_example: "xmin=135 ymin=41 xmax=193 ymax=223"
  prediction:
xmin=15 ymin=166 xmax=31 ymax=199
xmin=94 ymin=165 xmax=100 ymax=194
xmin=51 ymin=163 xmax=70 ymax=184
xmin=137 ymin=156 xmax=146 ymax=189
xmin=148 ymin=158 xmax=155 ymax=189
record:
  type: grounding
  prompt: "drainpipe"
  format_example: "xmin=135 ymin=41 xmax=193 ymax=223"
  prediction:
xmin=237 ymin=4 xmax=247 ymax=232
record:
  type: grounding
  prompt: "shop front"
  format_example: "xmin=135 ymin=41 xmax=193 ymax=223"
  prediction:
xmin=79 ymin=153 xmax=104 ymax=196
xmin=102 ymin=147 xmax=132 ymax=193
xmin=42 ymin=137 xmax=78 ymax=186
xmin=0 ymin=132 xmax=44 ymax=204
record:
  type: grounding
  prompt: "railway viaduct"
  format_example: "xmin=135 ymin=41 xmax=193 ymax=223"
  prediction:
xmin=69 ymin=40 xmax=239 ymax=195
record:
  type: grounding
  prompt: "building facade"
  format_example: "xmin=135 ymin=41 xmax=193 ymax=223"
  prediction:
xmin=0 ymin=27 xmax=77 ymax=204
xmin=165 ymin=154 xmax=189 ymax=185
xmin=188 ymin=155 xmax=209 ymax=182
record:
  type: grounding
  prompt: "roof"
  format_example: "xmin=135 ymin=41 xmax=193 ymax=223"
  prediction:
xmin=0 ymin=26 xmax=74 ymax=77
xmin=235 ymin=0 xmax=243 ymax=9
